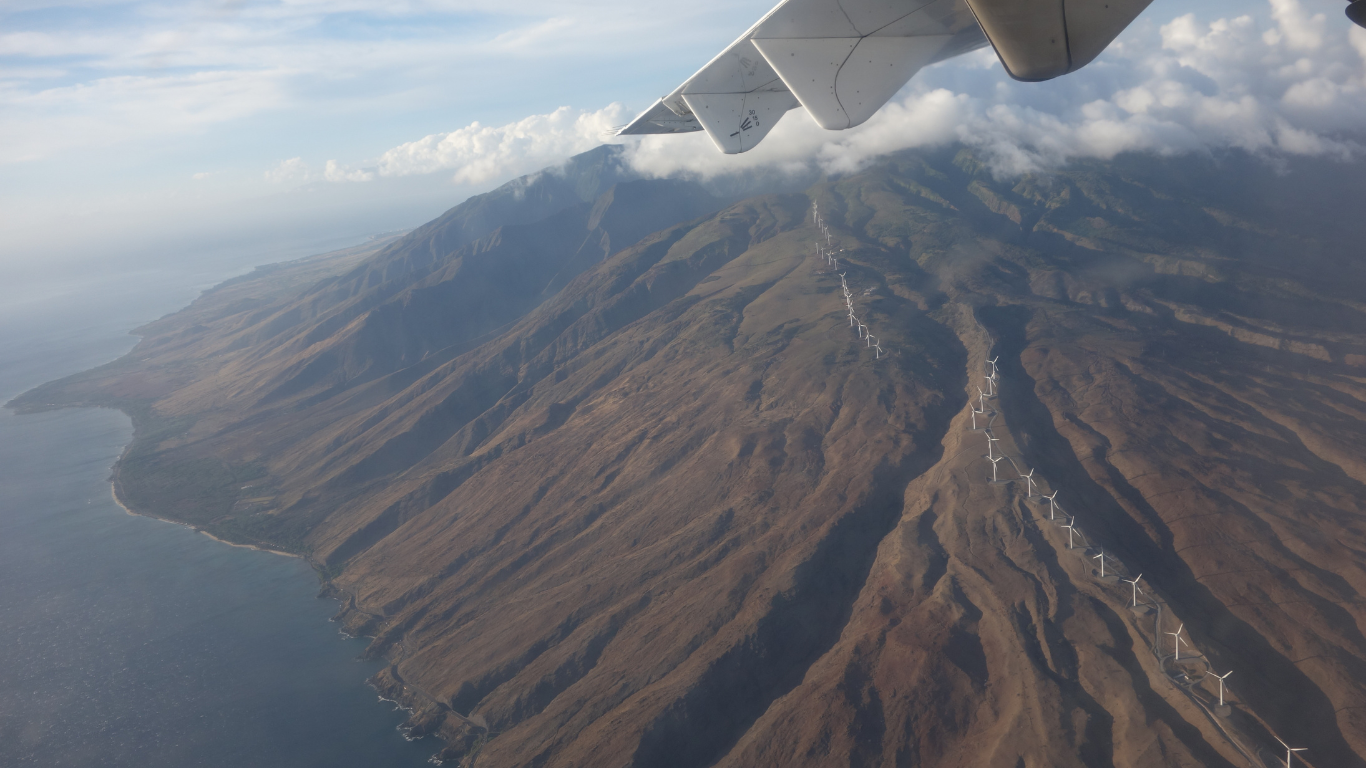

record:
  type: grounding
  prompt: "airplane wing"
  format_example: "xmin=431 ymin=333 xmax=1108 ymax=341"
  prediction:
xmin=619 ymin=0 xmax=1153 ymax=154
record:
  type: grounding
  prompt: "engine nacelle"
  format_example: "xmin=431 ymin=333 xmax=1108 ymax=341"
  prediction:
xmin=965 ymin=0 xmax=1154 ymax=81
xmin=1349 ymin=0 xmax=1366 ymax=28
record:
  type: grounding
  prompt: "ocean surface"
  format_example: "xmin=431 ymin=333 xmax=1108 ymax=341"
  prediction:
xmin=0 ymin=250 xmax=437 ymax=767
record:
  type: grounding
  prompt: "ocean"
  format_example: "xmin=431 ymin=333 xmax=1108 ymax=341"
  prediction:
xmin=0 ymin=252 xmax=437 ymax=767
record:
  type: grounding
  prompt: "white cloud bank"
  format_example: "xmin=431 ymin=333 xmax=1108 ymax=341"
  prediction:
xmin=346 ymin=0 xmax=1366 ymax=188
xmin=375 ymin=104 xmax=629 ymax=184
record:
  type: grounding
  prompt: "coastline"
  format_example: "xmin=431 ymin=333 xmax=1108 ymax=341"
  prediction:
xmin=110 ymin=474 xmax=300 ymax=559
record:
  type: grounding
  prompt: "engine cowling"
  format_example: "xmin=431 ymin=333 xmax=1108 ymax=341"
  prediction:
xmin=965 ymin=0 xmax=1154 ymax=81
xmin=1349 ymin=0 xmax=1366 ymax=28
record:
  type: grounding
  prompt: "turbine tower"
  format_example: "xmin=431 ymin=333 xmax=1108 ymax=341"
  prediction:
xmin=987 ymin=455 xmax=1004 ymax=482
xmin=1167 ymin=623 xmax=1187 ymax=661
xmin=1044 ymin=490 xmax=1059 ymax=520
xmin=1212 ymin=670 xmax=1232 ymax=707
xmin=985 ymin=434 xmax=1001 ymax=461
xmin=874 ymin=343 xmax=882 ymax=359
xmin=1021 ymin=468 xmax=1038 ymax=497
xmin=1092 ymin=549 xmax=1109 ymax=577
xmin=1123 ymin=574 xmax=1143 ymax=607
xmin=970 ymin=402 xmax=984 ymax=431
xmin=1063 ymin=516 xmax=1077 ymax=549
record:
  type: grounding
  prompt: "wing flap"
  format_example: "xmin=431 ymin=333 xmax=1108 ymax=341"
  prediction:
xmin=682 ymin=90 xmax=803 ymax=154
xmin=617 ymin=99 xmax=703 ymax=135
xmin=620 ymin=0 xmax=1152 ymax=153
xmin=753 ymin=34 xmax=953 ymax=129
xmin=749 ymin=37 xmax=859 ymax=130
xmin=619 ymin=0 xmax=989 ymax=153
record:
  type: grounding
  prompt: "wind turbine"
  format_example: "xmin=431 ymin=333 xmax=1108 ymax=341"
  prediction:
xmin=976 ymin=386 xmax=988 ymax=412
xmin=1021 ymin=468 xmax=1038 ymax=497
xmin=1274 ymin=737 xmax=1306 ymax=768
xmin=985 ymin=434 xmax=1001 ymax=461
xmin=984 ymin=373 xmax=997 ymax=397
xmin=1166 ymin=623 xmax=1188 ymax=661
xmin=987 ymin=356 xmax=1000 ymax=376
xmin=987 ymin=455 xmax=1004 ymax=482
xmin=970 ymin=402 xmax=985 ymax=431
xmin=1123 ymin=574 xmax=1143 ymax=607
xmin=1092 ymin=549 xmax=1110 ymax=577
xmin=1043 ymin=490 xmax=1059 ymax=520
xmin=857 ymin=323 xmax=867 ymax=339
xmin=874 ymin=342 xmax=882 ymax=359
xmin=1063 ymin=516 xmax=1077 ymax=549
xmin=1211 ymin=670 xmax=1232 ymax=707
xmin=866 ymin=334 xmax=875 ymax=348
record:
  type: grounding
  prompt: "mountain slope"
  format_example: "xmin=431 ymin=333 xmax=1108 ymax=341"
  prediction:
xmin=13 ymin=146 xmax=1366 ymax=768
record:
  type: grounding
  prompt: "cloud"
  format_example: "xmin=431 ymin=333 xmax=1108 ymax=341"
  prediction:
xmin=376 ymin=104 xmax=627 ymax=184
xmin=0 ymin=69 xmax=287 ymax=164
xmin=263 ymin=156 xmax=376 ymax=184
xmin=324 ymin=159 xmax=375 ymax=183
xmin=619 ymin=0 xmax=1366 ymax=180
xmin=0 ymin=0 xmax=780 ymax=168
xmin=265 ymin=157 xmax=311 ymax=184
xmin=358 ymin=1 xmax=1364 ymax=188
xmin=622 ymin=89 xmax=970 ymax=180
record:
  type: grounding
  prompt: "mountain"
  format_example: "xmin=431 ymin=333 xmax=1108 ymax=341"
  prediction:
xmin=13 ymin=146 xmax=1366 ymax=768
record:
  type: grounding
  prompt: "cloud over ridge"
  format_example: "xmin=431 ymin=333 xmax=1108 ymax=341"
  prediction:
xmin=376 ymin=105 xmax=628 ymax=185
xmin=356 ymin=0 xmax=1366 ymax=187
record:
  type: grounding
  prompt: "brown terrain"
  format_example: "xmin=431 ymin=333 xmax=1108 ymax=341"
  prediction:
xmin=12 ymin=145 xmax=1366 ymax=768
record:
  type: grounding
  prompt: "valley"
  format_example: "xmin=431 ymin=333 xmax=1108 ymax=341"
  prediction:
xmin=13 ymin=144 xmax=1366 ymax=768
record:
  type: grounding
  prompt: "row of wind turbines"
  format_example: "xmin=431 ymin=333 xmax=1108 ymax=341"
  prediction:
xmin=801 ymin=200 xmax=1307 ymax=766
xmin=969 ymin=347 xmax=1311 ymax=768
xmin=812 ymin=202 xmax=883 ymax=359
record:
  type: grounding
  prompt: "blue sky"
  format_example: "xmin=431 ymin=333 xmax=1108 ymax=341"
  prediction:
xmin=2 ymin=0 xmax=1361 ymax=274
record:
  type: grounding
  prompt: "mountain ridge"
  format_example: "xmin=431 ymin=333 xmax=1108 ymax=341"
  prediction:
xmin=12 ymin=144 xmax=1366 ymax=768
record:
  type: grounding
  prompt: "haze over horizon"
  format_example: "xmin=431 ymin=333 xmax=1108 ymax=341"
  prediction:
xmin=2 ymin=0 xmax=1364 ymax=277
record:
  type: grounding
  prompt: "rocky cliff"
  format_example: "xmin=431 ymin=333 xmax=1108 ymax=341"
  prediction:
xmin=14 ymin=145 xmax=1366 ymax=768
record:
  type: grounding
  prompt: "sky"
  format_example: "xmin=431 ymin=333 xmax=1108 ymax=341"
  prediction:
xmin=2 ymin=0 xmax=1365 ymax=279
